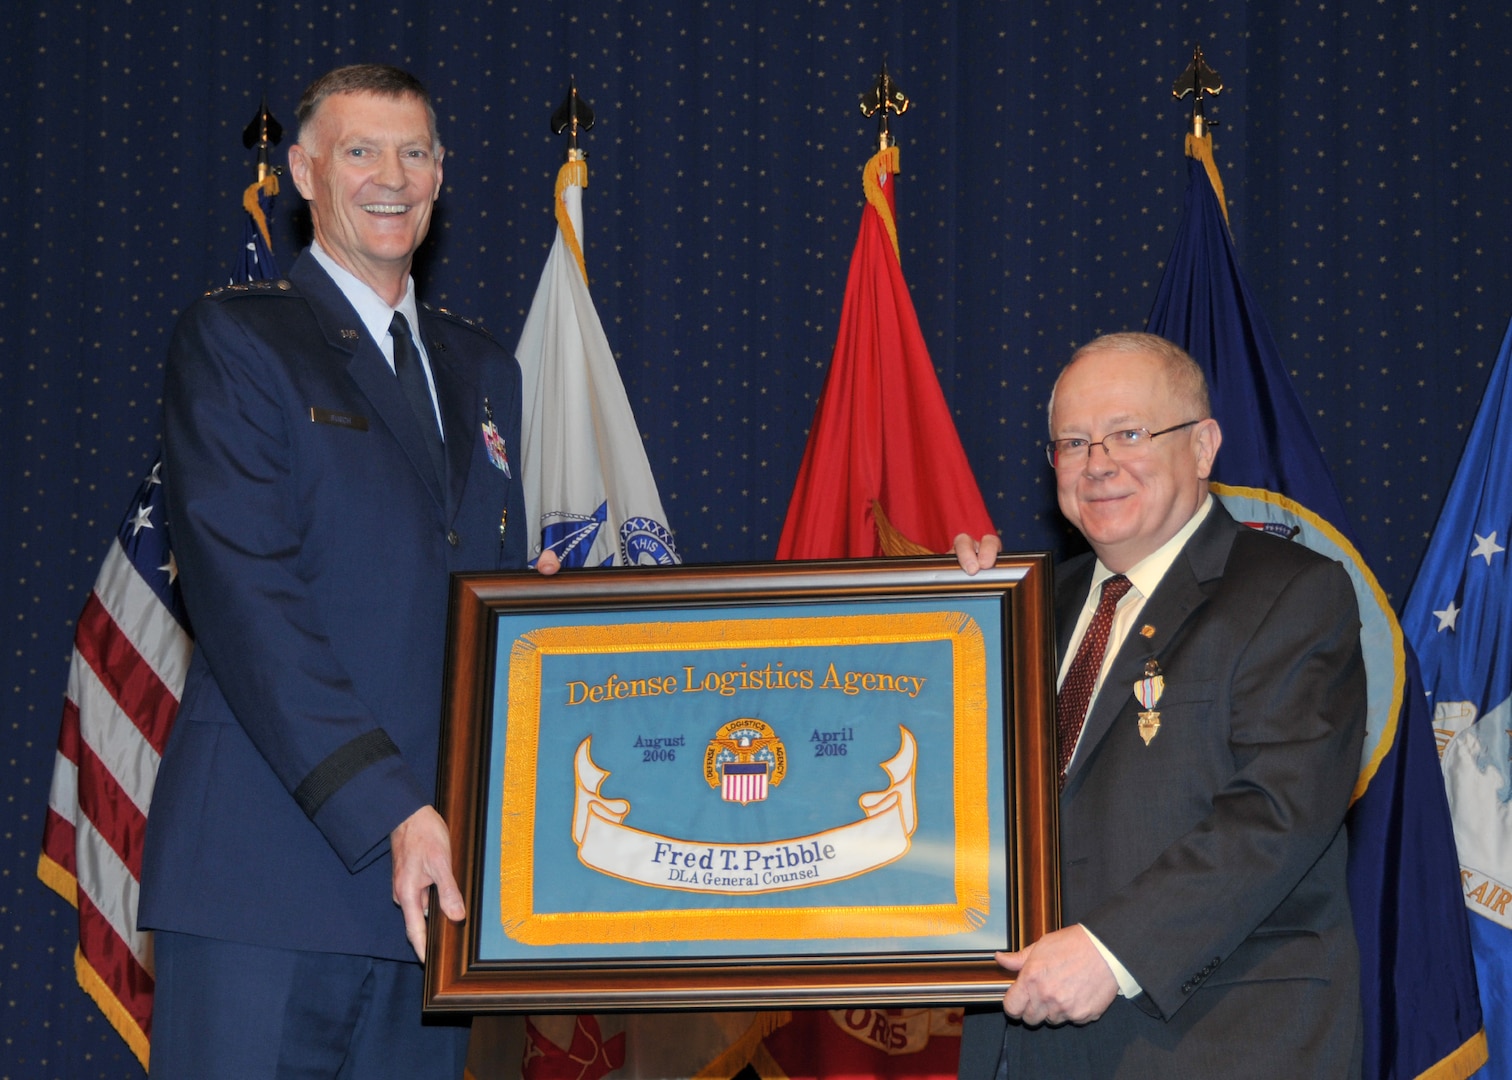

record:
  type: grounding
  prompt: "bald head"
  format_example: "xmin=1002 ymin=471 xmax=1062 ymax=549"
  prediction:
xmin=1050 ymin=332 xmax=1210 ymax=437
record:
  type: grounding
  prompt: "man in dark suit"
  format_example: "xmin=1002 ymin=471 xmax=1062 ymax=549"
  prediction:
xmin=954 ymin=332 xmax=1365 ymax=1077
xmin=139 ymin=64 xmax=552 ymax=1077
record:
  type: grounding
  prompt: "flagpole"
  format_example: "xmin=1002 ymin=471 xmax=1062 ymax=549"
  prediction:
xmin=860 ymin=59 xmax=910 ymax=153
xmin=243 ymin=95 xmax=283 ymax=183
xmin=237 ymin=97 xmax=283 ymax=282
xmin=550 ymin=79 xmax=594 ymax=289
xmin=1172 ymin=44 xmax=1228 ymax=223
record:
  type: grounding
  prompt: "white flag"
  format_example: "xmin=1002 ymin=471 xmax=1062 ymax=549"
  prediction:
xmin=516 ymin=158 xmax=679 ymax=567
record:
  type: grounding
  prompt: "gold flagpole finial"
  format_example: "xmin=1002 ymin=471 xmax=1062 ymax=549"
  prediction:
xmin=241 ymin=96 xmax=284 ymax=184
xmin=240 ymin=96 xmax=284 ymax=251
xmin=551 ymin=77 xmax=596 ymax=164
xmin=1172 ymin=45 xmax=1222 ymax=140
xmin=1172 ymin=45 xmax=1230 ymax=223
xmin=549 ymin=79 xmax=595 ymax=281
xmin=860 ymin=60 xmax=910 ymax=154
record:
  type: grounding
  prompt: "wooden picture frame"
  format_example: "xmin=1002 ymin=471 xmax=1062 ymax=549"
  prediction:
xmin=423 ymin=555 xmax=1058 ymax=1013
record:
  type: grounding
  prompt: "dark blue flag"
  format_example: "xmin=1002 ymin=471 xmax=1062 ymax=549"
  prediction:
xmin=1403 ymin=317 xmax=1512 ymax=1079
xmin=1147 ymin=142 xmax=1486 ymax=1079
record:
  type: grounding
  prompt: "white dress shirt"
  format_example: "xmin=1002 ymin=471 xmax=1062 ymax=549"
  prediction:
xmin=309 ymin=241 xmax=444 ymax=437
xmin=1059 ymin=494 xmax=1214 ymax=997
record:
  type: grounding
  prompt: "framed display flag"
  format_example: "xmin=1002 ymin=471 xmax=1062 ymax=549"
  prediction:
xmin=424 ymin=555 xmax=1057 ymax=1012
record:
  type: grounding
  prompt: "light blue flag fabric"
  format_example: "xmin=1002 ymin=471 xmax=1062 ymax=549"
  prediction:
xmin=1403 ymin=315 xmax=1512 ymax=1079
xmin=1147 ymin=147 xmax=1485 ymax=1079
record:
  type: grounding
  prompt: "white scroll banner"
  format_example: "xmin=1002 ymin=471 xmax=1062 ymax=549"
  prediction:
xmin=571 ymin=728 xmax=919 ymax=894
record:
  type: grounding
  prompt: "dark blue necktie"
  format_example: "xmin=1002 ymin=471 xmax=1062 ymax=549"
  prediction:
xmin=390 ymin=311 xmax=444 ymax=483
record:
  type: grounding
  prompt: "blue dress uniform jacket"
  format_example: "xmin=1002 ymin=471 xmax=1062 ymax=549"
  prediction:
xmin=140 ymin=251 xmax=527 ymax=963
xmin=962 ymin=503 xmax=1365 ymax=1079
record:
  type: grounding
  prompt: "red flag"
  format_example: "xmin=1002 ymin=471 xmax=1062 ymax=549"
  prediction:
xmin=761 ymin=1009 xmax=964 ymax=1080
xmin=771 ymin=144 xmax=983 ymax=1080
xmin=778 ymin=146 xmax=994 ymax=558
xmin=475 ymin=1010 xmax=965 ymax=1080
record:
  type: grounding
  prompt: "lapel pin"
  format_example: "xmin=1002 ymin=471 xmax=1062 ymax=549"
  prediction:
xmin=339 ymin=328 xmax=359 ymax=340
xmin=1139 ymin=624 xmax=1156 ymax=639
xmin=1134 ymin=658 xmax=1164 ymax=746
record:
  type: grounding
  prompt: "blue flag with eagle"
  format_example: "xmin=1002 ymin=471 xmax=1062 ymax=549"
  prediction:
xmin=1403 ymin=317 xmax=1512 ymax=1079
xmin=1145 ymin=135 xmax=1486 ymax=1079
xmin=515 ymin=155 xmax=679 ymax=568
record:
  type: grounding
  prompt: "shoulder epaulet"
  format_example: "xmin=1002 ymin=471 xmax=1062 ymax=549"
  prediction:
xmin=202 ymin=278 xmax=297 ymax=300
xmin=423 ymin=302 xmax=498 ymax=343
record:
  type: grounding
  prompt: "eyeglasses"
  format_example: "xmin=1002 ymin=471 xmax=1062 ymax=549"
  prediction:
xmin=1045 ymin=420 xmax=1201 ymax=469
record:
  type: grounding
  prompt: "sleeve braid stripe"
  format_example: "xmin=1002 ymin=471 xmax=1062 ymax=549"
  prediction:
xmin=293 ymin=729 xmax=401 ymax=818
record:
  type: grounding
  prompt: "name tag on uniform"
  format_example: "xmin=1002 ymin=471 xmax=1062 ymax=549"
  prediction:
xmin=309 ymin=407 xmax=369 ymax=431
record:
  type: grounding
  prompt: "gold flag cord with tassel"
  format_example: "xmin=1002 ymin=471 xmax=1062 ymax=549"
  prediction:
xmin=555 ymin=155 xmax=590 ymax=282
xmin=861 ymin=144 xmax=902 ymax=261
xmin=240 ymin=172 xmax=280 ymax=252
xmin=1184 ymin=131 xmax=1229 ymax=225
xmin=872 ymin=499 xmax=934 ymax=556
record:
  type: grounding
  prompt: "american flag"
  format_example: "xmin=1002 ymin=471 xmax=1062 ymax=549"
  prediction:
xmin=721 ymin=762 xmax=769 ymax=805
xmin=37 ymin=176 xmax=278 ymax=1069
xmin=37 ymin=462 xmax=191 ymax=1067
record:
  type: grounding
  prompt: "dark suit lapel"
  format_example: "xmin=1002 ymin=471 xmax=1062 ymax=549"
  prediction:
xmin=290 ymin=255 xmax=446 ymax=509
xmin=1062 ymin=501 xmax=1240 ymax=789
xmin=419 ymin=308 xmax=480 ymax=522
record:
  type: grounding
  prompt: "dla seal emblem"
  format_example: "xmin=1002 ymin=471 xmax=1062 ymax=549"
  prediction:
xmin=703 ymin=719 xmax=787 ymax=805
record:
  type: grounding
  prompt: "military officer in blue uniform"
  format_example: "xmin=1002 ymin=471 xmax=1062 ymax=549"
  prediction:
xmin=140 ymin=63 xmax=554 ymax=1077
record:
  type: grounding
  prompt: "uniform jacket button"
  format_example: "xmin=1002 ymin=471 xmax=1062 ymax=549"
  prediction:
xmin=447 ymin=530 xmax=460 ymax=547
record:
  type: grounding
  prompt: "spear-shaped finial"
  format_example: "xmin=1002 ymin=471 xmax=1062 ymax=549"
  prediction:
xmin=860 ymin=61 xmax=910 ymax=153
xmin=241 ymin=96 xmax=284 ymax=183
xmin=1172 ymin=45 xmax=1222 ymax=140
xmin=551 ymin=78 xmax=596 ymax=162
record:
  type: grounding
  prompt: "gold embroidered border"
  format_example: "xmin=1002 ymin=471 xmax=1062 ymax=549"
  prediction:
xmin=499 ymin=610 xmax=990 ymax=945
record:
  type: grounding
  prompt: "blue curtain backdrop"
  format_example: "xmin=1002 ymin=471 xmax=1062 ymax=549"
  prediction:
xmin=4 ymin=2 xmax=1510 ymax=1075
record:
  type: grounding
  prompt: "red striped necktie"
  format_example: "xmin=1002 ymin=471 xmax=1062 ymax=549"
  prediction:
xmin=1056 ymin=574 xmax=1132 ymax=787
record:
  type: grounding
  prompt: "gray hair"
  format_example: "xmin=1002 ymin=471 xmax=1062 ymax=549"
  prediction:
xmin=295 ymin=64 xmax=441 ymax=153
